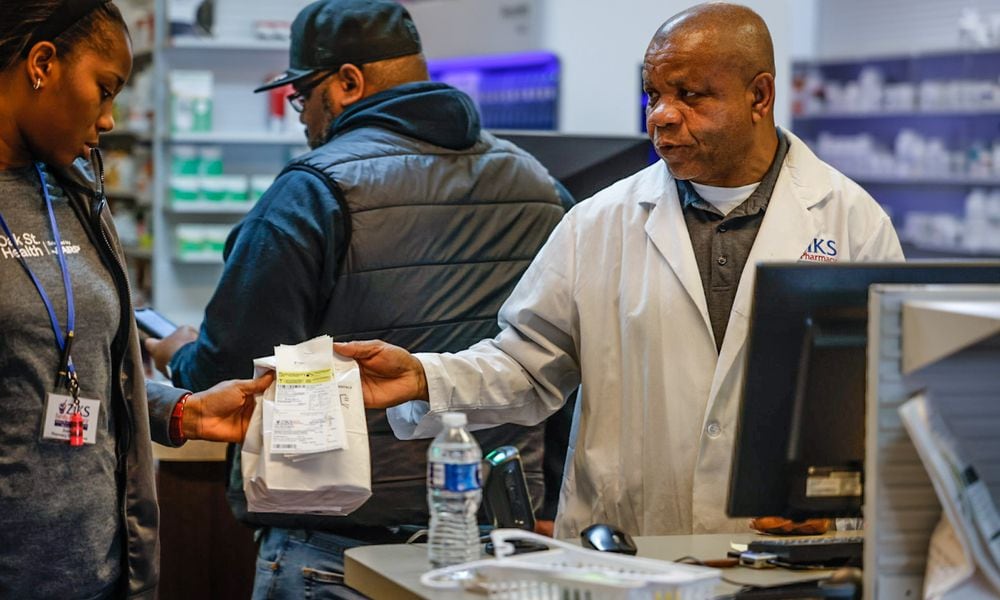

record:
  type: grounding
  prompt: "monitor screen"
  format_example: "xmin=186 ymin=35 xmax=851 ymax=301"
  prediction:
xmin=495 ymin=131 xmax=656 ymax=201
xmin=727 ymin=261 xmax=1000 ymax=520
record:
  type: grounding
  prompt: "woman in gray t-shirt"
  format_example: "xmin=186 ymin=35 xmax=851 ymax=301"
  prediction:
xmin=0 ymin=2 xmax=272 ymax=597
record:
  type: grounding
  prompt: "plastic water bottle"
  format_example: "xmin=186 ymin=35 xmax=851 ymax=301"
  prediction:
xmin=427 ymin=412 xmax=482 ymax=567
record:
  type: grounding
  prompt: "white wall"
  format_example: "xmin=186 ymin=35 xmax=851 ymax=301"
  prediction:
xmin=540 ymin=0 xmax=798 ymax=135
xmin=408 ymin=0 xmax=544 ymax=58
xmin=790 ymin=0 xmax=819 ymax=60
xmin=814 ymin=0 xmax=1000 ymax=58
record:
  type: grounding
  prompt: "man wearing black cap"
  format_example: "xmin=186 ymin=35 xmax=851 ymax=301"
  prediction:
xmin=145 ymin=0 xmax=573 ymax=597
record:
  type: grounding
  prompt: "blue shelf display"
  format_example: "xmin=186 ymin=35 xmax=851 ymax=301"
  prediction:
xmin=791 ymin=49 xmax=1000 ymax=258
xmin=639 ymin=64 xmax=649 ymax=133
xmin=428 ymin=51 xmax=559 ymax=131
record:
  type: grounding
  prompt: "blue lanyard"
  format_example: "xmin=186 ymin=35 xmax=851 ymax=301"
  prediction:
xmin=0 ymin=163 xmax=77 ymax=393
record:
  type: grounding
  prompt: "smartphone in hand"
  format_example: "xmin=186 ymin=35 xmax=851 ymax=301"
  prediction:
xmin=134 ymin=307 xmax=178 ymax=339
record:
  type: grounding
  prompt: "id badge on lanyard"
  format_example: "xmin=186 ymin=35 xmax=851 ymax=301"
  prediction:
xmin=0 ymin=163 xmax=100 ymax=446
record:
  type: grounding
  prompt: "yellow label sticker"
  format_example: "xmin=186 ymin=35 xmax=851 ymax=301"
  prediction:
xmin=277 ymin=368 xmax=333 ymax=385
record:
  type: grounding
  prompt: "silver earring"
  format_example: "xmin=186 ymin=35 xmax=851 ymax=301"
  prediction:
xmin=33 ymin=78 xmax=41 ymax=90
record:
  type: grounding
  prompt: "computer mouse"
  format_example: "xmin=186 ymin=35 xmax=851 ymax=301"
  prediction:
xmin=580 ymin=523 xmax=638 ymax=555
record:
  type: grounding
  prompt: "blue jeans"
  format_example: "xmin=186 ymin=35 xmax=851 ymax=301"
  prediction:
xmin=252 ymin=528 xmax=370 ymax=600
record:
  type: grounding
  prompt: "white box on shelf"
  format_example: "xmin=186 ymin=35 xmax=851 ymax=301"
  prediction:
xmin=169 ymin=70 xmax=214 ymax=133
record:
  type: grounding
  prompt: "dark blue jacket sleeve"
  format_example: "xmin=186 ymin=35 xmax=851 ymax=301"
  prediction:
xmin=169 ymin=169 xmax=347 ymax=392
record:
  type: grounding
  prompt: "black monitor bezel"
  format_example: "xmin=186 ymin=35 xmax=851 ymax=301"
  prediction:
xmin=727 ymin=261 xmax=1000 ymax=520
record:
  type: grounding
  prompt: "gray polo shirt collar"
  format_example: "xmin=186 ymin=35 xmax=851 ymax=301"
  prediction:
xmin=676 ymin=128 xmax=789 ymax=217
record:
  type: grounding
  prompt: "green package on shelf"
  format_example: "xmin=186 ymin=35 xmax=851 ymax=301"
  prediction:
xmin=226 ymin=189 xmax=249 ymax=203
xmin=171 ymin=145 xmax=200 ymax=175
xmin=200 ymin=146 xmax=223 ymax=175
xmin=220 ymin=175 xmax=249 ymax=202
xmin=200 ymin=177 xmax=227 ymax=202
xmin=170 ymin=177 xmax=200 ymax=202
xmin=194 ymin=99 xmax=213 ymax=132
xmin=177 ymin=239 xmax=202 ymax=255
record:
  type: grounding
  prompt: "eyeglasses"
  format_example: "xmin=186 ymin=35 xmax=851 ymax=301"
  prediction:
xmin=287 ymin=70 xmax=338 ymax=113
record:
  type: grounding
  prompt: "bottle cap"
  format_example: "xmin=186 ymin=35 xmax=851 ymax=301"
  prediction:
xmin=441 ymin=412 xmax=467 ymax=427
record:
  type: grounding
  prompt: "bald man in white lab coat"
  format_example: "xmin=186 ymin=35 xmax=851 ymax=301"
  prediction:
xmin=335 ymin=3 xmax=903 ymax=537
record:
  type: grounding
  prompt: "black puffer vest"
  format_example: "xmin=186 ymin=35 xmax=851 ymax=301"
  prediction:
xmin=232 ymin=83 xmax=567 ymax=532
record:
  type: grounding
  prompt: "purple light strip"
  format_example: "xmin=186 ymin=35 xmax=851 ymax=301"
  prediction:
xmin=428 ymin=51 xmax=559 ymax=74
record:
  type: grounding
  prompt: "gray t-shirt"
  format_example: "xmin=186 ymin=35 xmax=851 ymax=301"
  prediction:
xmin=0 ymin=165 xmax=122 ymax=598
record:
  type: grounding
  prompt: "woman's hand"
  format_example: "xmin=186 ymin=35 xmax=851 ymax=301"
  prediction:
xmin=183 ymin=371 xmax=274 ymax=442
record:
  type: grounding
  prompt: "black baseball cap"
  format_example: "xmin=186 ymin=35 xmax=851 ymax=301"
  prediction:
xmin=254 ymin=0 xmax=422 ymax=93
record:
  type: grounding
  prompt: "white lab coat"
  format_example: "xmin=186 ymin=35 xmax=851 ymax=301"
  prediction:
xmin=389 ymin=130 xmax=904 ymax=537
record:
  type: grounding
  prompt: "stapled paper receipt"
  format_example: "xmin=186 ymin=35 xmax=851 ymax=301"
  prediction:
xmin=270 ymin=335 xmax=348 ymax=455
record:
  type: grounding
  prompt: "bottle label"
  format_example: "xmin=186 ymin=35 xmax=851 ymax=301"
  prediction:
xmin=429 ymin=462 xmax=481 ymax=492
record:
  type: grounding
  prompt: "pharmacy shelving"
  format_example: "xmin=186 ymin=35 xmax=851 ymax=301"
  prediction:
xmin=150 ymin=0 xmax=311 ymax=325
xmin=166 ymin=201 xmax=256 ymax=215
xmin=791 ymin=48 xmax=1000 ymax=258
xmin=792 ymin=109 xmax=1000 ymax=120
xmin=172 ymin=255 xmax=226 ymax=265
xmin=831 ymin=175 xmax=1000 ymax=186
xmin=169 ymin=36 xmax=291 ymax=51
xmin=167 ymin=131 xmax=307 ymax=145
xmin=150 ymin=0 xmax=562 ymax=325
xmin=100 ymin=0 xmax=157 ymax=305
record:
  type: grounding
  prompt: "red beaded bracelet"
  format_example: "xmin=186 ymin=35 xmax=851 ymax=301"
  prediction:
xmin=169 ymin=393 xmax=191 ymax=445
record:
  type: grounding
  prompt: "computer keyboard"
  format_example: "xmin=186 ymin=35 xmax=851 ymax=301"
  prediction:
xmin=747 ymin=535 xmax=863 ymax=567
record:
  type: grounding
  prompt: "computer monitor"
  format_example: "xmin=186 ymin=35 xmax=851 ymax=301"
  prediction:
xmin=727 ymin=261 xmax=1000 ymax=520
xmin=495 ymin=131 xmax=656 ymax=201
